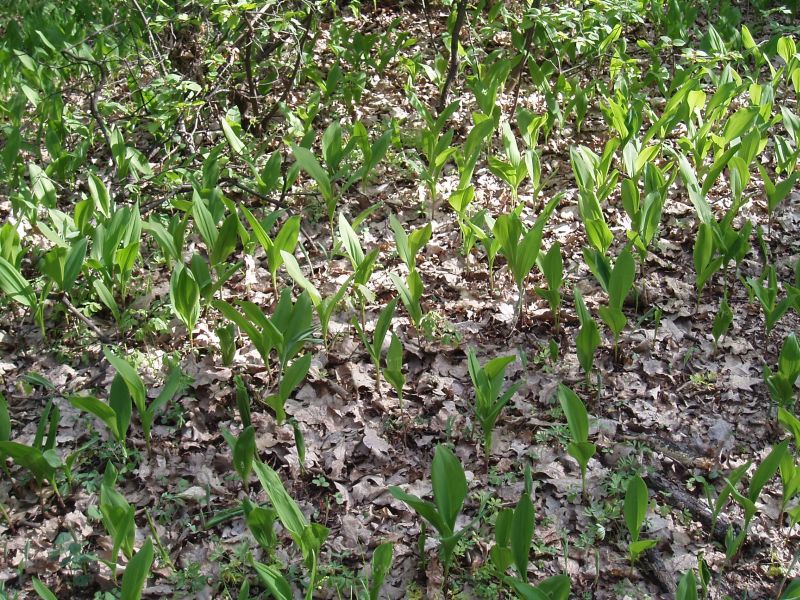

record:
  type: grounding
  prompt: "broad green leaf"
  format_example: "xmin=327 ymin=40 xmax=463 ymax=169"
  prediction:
xmin=431 ymin=444 xmax=467 ymax=532
xmin=624 ymin=475 xmax=649 ymax=543
xmin=368 ymin=542 xmax=394 ymax=600
xmin=232 ymin=425 xmax=256 ymax=484
xmin=0 ymin=256 xmax=36 ymax=307
xmin=292 ymin=144 xmax=333 ymax=202
xmin=748 ymin=441 xmax=788 ymax=503
xmin=170 ymin=264 xmax=200 ymax=332
xmin=676 ymin=570 xmax=698 ymax=600
xmin=779 ymin=407 xmax=800 ymax=447
xmin=538 ymin=575 xmax=571 ymax=600
xmin=511 ymin=491 xmax=534 ymax=579
xmin=253 ymin=461 xmax=307 ymax=541
xmin=558 ymin=384 xmax=589 ymax=442
xmin=508 ymin=580 xmax=550 ymax=600
xmin=63 ymin=237 xmax=87 ymax=292
xmin=69 ymin=395 xmax=120 ymax=441
xmin=281 ymin=250 xmax=321 ymax=306
xmin=609 ymin=248 xmax=635 ymax=309
xmin=210 ymin=213 xmax=239 ymax=266
xmin=371 ymin=298 xmax=398 ymax=362
xmin=388 ymin=485 xmax=447 ymax=534
xmin=32 ymin=578 xmax=57 ymax=600
xmin=103 ymin=348 xmax=146 ymax=415
xmin=253 ymin=562 xmax=292 ymax=600
xmin=0 ymin=393 xmax=10 ymax=442
xmin=243 ymin=498 xmax=277 ymax=551
xmin=338 ymin=213 xmax=365 ymax=267
xmin=120 ymin=539 xmax=154 ymax=600
xmin=192 ymin=194 xmax=218 ymax=250
xmin=109 ymin=374 xmax=132 ymax=444
xmin=0 ymin=441 xmax=59 ymax=483
xmin=220 ymin=117 xmax=245 ymax=155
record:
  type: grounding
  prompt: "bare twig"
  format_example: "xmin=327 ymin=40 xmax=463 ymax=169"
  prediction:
xmin=260 ymin=10 xmax=315 ymax=127
xmin=61 ymin=49 xmax=118 ymax=179
xmin=62 ymin=295 xmax=111 ymax=342
xmin=438 ymin=0 xmax=468 ymax=112
xmin=131 ymin=0 xmax=169 ymax=78
xmin=242 ymin=12 xmax=261 ymax=128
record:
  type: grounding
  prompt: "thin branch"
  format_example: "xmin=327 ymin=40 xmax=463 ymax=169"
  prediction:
xmin=259 ymin=10 xmax=314 ymax=127
xmin=62 ymin=295 xmax=111 ymax=342
xmin=438 ymin=0 xmax=468 ymax=112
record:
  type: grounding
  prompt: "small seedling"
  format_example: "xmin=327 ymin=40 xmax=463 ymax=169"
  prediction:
xmin=368 ymin=542 xmax=394 ymax=600
xmin=574 ymin=288 xmax=601 ymax=380
xmin=281 ymin=250 xmax=353 ymax=346
xmin=169 ymin=263 xmax=200 ymax=336
xmin=383 ymin=332 xmax=406 ymax=415
xmin=536 ymin=241 xmax=564 ymax=329
xmin=241 ymin=208 xmax=301 ymax=297
xmin=466 ymin=349 xmax=521 ymax=464
xmin=354 ymin=298 xmax=398 ymax=397
xmin=557 ymin=384 xmax=596 ymax=498
xmin=623 ymin=475 xmax=657 ymax=564
xmin=389 ymin=445 xmax=475 ymax=587
xmin=765 ymin=333 xmax=800 ymax=409
xmin=597 ymin=247 xmax=635 ymax=352
xmin=253 ymin=461 xmax=329 ymax=599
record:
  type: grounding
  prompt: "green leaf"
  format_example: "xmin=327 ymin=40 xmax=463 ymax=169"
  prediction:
xmin=220 ymin=116 xmax=245 ymax=155
xmin=94 ymin=279 xmax=120 ymax=321
xmin=210 ymin=213 xmax=239 ymax=266
xmin=109 ymin=374 xmax=132 ymax=445
xmin=292 ymin=144 xmax=333 ymax=202
xmin=539 ymin=575 xmax=571 ymax=600
xmin=120 ymin=539 xmax=154 ymax=600
xmin=711 ymin=294 xmax=733 ymax=347
xmin=101 ymin=477 xmax=135 ymax=560
xmin=0 ymin=393 xmax=10 ymax=442
xmin=676 ymin=570 xmax=698 ymax=600
xmin=558 ymin=384 xmax=589 ymax=443
xmin=779 ymin=407 xmax=800 ymax=447
xmin=69 ymin=395 xmax=120 ymax=441
xmin=32 ymin=578 xmax=57 ymax=600
xmin=148 ymin=366 xmax=188 ymax=421
xmin=253 ymin=562 xmax=293 ymax=600
xmin=368 ymin=542 xmax=394 ymax=600
xmin=281 ymin=250 xmax=322 ymax=306
xmin=0 ymin=441 xmax=59 ymax=484
xmin=567 ymin=441 xmax=596 ymax=470
xmin=170 ymin=264 xmax=200 ymax=332
xmin=624 ymin=475 xmax=649 ymax=543
xmin=103 ymin=348 xmax=146 ymax=416
xmin=63 ymin=237 xmax=87 ymax=292
xmin=0 ymin=256 xmax=36 ymax=307
xmin=371 ymin=298 xmax=398 ymax=363
xmin=511 ymin=491 xmax=534 ymax=579
xmin=629 ymin=538 xmax=657 ymax=558
xmin=192 ymin=194 xmax=218 ymax=250
xmin=748 ymin=441 xmax=788 ymax=503
xmin=243 ymin=498 xmax=277 ymax=551
xmin=338 ymin=213 xmax=365 ymax=267
xmin=388 ymin=485 xmax=447 ymax=534
xmin=253 ymin=461 xmax=307 ymax=542
xmin=232 ymin=425 xmax=256 ymax=484
xmin=676 ymin=152 xmax=712 ymax=225
xmin=282 ymin=353 xmax=312 ymax=398
xmin=608 ymin=248 xmax=635 ymax=310
xmin=508 ymin=580 xmax=550 ymax=600
xmin=574 ymin=288 xmax=600 ymax=376
xmin=431 ymin=444 xmax=467 ymax=533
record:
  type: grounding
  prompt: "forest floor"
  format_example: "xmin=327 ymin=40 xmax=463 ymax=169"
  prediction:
xmin=2 ymin=1 xmax=800 ymax=599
